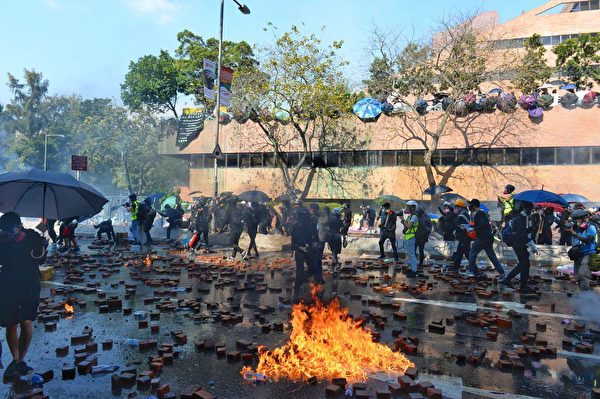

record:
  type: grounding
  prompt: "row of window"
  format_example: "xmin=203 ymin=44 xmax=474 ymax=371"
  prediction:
xmin=570 ymin=1 xmax=600 ymax=11
xmin=189 ymin=146 xmax=600 ymax=169
xmin=493 ymin=32 xmax=599 ymax=49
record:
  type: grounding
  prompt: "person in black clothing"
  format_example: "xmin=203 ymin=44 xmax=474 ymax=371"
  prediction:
xmin=438 ymin=202 xmax=457 ymax=241
xmin=536 ymin=207 xmax=555 ymax=245
xmin=227 ymin=201 xmax=246 ymax=260
xmin=308 ymin=204 xmax=325 ymax=284
xmin=291 ymin=207 xmax=317 ymax=301
xmin=415 ymin=208 xmax=430 ymax=268
xmin=326 ymin=207 xmax=343 ymax=266
xmin=499 ymin=200 xmax=538 ymax=293
xmin=366 ymin=205 xmax=376 ymax=234
xmin=243 ymin=202 xmax=260 ymax=259
xmin=159 ymin=204 xmax=184 ymax=240
xmin=452 ymin=199 xmax=471 ymax=270
xmin=341 ymin=203 xmax=353 ymax=248
xmin=377 ymin=202 xmax=399 ymax=261
xmin=46 ymin=219 xmax=58 ymax=244
xmin=192 ymin=199 xmax=211 ymax=251
xmin=556 ymin=208 xmax=573 ymax=246
xmin=143 ymin=198 xmax=157 ymax=244
xmin=58 ymin=218 xmax=79 ymax=252
xmin=94 ymin=219 xmax=116 ymax=241
xmin=0 ymin=212 xmax=47 ymax=380
xmin=466 ymin=199 xmax=505 ymax=279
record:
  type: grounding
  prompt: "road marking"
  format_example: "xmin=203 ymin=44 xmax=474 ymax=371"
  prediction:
xmin=389 ymin=297 xmax=591 ymax=321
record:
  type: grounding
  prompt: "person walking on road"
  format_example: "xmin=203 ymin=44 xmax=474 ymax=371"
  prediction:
xmin=291 ymin=207 xmax=318 ymax=302
xmin=401 ymin=200 xmax=419 ymax=277
xmin=376 ymin=202 xmax=399 ymax=263
xmin=499 ymin=200 xmax=538 ymax=293
xmin=0 ymin=212 xmax=47 ymax=381
xmin=567 ymin=210 xmax=596 ymax=291
xmin=452 ymin=199 xmax=471 ymax=271
xmin=126 ymin=194 xmax=142 ymax=245
xmin=243 ymin=202 xmax=260 ymax=259
xmin=466 ymin=199 xmax=505 ymax=280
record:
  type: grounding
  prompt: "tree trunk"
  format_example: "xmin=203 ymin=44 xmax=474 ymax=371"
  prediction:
xmin=122 ymin=151 xmax=133 ymax=195
xmin=423 ymin=148 xmax=437 ymax=187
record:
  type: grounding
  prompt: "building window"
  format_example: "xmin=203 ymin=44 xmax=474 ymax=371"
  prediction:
xmin=410 ymin=150 xmax=425 ymax=166
xmin=556 ymin=147 xmax=573 ymax=165
xmin=382 ymin=151 xmax=396 ymax=166
xmin=440 ymin=150 xmax=456 ymax=166
xmin=354 ymin=151 xmax=367 ymax=167
xmin=250 ymin=153 xmax=262 ymax=167
xmin=592 ymin=0 xmax=600 ymax=10
xmin=326 ymin=152 xmax=339 ymax=167
xmin=505 ymin=149 xmax=520 ymax=165
xmin=538 ymin=148 xmax=555 ymax=165
xmin=340 ymin=152 xmax=353 ymax=167
xmin=574 ymin=147 xmax=591 ymax=164
xmin=522 ymin=148 xmax=537 ymax=165
xmin=488 ymin=149 xmax=504 ymax=165
xmin=397 ymin=151 xmax=410 ymax=166
xmin=592 ymin=147 xmax=600 ymax=164
xmin=264 ymin=153 xmax=275 ymax=167
xmin=239 ymin=154 xmax=251 ymax=168
xmin=226 ymin=154 xmax=238 ymax=168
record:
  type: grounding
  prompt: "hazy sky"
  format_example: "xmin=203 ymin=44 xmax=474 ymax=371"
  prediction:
xmin=0 ymin=0 xmax=549 ymax=107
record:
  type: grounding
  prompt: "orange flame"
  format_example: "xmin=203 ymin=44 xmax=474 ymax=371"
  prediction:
xmin=64 ymin=304 xmax=74 ymax=315
xmin=241 ymin=286 xmax=414 ymax=383
xmin=144 ymin=255 xmax=153 ymax=267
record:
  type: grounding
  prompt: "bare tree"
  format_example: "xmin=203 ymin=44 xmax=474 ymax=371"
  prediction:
xmin=364 ymin=14 xmax=529 ymax=196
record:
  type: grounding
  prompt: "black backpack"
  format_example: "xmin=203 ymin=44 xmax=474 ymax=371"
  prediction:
xmin=137 ymin=202 xmax=150 ymax=223
xmin=416 ymin=213 xmax=432 ymax=241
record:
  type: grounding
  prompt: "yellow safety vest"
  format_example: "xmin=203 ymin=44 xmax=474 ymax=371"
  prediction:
xmin=404 ymin=215 xmax=419 ymax=240
xmin=131 ymin=200 xmax=140 ymax=221
xmin=499 ymin=194 xmax=514 ymax=216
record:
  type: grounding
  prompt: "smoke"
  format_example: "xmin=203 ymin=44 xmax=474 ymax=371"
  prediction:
xmin=570 ymin=291 xmax=600 ymax=325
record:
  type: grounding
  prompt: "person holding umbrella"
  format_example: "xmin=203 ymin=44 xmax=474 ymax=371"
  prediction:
xmin=0 ymin=212 xmax=47 ymax=380
xmin=499 ymin=201 xmax=538 ymax=293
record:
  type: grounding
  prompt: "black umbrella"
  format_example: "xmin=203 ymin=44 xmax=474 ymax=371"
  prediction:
xmin=238 ymin=190 xmax=270 ymax=203
xmin=423 ymin=185 xmax=453 ymax=196
xmin=0 ymin=169 xmax=108 ymax=219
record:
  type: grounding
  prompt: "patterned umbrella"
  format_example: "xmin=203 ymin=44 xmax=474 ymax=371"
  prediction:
xmin=353 ymin=98 xmax=383 ymax=121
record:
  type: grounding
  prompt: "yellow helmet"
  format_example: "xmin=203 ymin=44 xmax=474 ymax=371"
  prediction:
xmin=454 ymin=199 xmax=468 ymax=208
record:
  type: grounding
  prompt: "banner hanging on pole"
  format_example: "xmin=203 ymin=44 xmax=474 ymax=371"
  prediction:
xmin=219 ymin=66 xmax=234 ymax=107
xmin=203 ymin=59 xmax=216 ymax=101
xmin=176 ymin=108 xmax=205 ymax=149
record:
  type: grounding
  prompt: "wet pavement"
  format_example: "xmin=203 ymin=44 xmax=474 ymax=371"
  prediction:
xmin=1 ymin=236 xmax=599 ymax=399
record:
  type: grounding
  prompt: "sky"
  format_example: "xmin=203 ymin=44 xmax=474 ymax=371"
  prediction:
xmin=0 ymin=0 xmax=550 ymax=108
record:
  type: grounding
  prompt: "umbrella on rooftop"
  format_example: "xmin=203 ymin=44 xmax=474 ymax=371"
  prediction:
xmin=539 ymin=82 xmax=554 ymax=89
xmin=353 ymin=98 xmax=383 ymax=121
xmin=0 ymin=169 xmax=108 ymax=220
xmin=488 ymin=88 xmax=503 ymax=94
xmin=560 ymin=83 xmax=577 ymax=90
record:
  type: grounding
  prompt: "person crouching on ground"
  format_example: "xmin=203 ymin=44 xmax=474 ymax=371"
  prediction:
xmin=0 ymin=212 xmax=47 ymax=381
xmin=94 ymin=219 xmax=116 ymax=241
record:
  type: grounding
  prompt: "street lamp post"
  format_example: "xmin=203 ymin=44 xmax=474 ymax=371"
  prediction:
xmin=212 ymin=0 xmax=250 ymax=206
xmin=43 ymin=133 xmax=65 ymax=171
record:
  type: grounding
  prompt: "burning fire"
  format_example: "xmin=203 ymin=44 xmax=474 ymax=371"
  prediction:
xmin=144 ymin=255 xmax=153 ymax=267
xmin=241 ymin=286 xmax=414 ymax=383
xmin=64 ymin=303 xmax=74 ymax=315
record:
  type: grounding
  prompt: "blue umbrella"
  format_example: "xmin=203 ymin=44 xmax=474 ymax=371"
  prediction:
xmin=488 ymin=88 xmax=503 ymax=94
xmin=0 ymin=168 xmax=108 ymax=219
xmin=560 ymin=84 xmax=576 ymax=90
xmin=480 ymin=204 xmax=490 ymax=213
xmin=513 ymin=190 xmax=568 ymax=207
xmin=353 ymin=98 xmax=383 ymax=121
xmin=560 ymin=193 xmax=590 ymax=203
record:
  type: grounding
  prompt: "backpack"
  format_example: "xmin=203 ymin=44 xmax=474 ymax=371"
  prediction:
xmin=501 ymin=220 xmax=514 ymax=247
xmin=416 ymin=214 xmax=432 ymax=241
xmin=137 ymin=203 xmax=150 ymax=223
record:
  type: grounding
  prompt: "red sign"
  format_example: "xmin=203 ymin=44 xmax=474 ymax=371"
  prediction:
xmin=71 ymin=155 xmax=88 ymax=171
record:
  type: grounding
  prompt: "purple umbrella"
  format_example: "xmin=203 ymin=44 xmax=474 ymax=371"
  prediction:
xmin=528 ymin=107 xmax=543 ymax=118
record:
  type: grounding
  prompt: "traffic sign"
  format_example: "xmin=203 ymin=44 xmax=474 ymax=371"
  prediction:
xmin=71 ymin=155 xmax=88 ymax=171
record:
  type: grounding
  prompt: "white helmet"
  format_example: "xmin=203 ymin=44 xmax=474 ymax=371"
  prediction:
xmin=407 ymin=200 xmax=418 ymax=207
